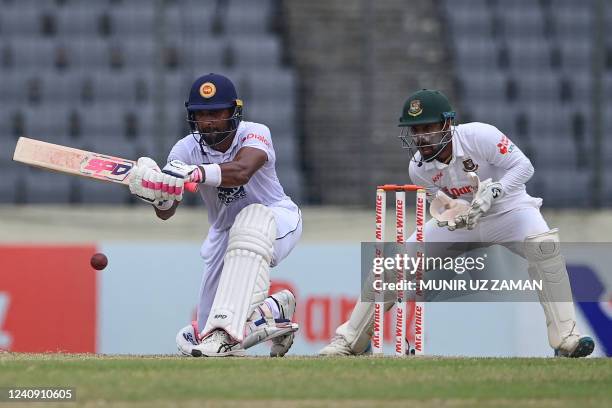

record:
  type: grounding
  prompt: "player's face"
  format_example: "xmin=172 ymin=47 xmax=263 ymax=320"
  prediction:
xmin=410 ymin=122 xmax=448 ymax=159
xmin=193 ymin=108 xmax=233 ymax=145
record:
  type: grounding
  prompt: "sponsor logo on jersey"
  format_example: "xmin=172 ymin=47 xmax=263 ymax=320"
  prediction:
xmin=442 ymin=185 xmax=473 ymax=198
xmin=432 ymin=171 xmax=443 ymax=183
xmin=242 ymin=133 xmax=271 ymax=148
xmin=462 ymin=158 xmax=479 ymax=172
xmin=199 ymin=82 xmax=216 ymax=98
xmin=497 ymin=135 xmax=515 ymax=155
xmin=217 ymin=186 xmax=246 ymax=205
xmin=408 ymin=99 xmax=423 ymax=117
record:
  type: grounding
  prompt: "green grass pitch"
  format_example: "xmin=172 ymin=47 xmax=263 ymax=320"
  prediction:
xmin=0 ymin=353 xmax=610 ymax=407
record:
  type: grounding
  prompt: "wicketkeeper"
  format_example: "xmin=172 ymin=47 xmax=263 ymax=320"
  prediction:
xmin=128 ymin=73 xmax=302 ymax=357
xmin=320 ymin=89 xmax=595 ymax=358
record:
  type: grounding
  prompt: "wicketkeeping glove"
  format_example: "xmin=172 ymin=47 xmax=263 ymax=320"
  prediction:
xmin=466 ymin=178 xmax=503 ymax=230
xmin=429 ymin=190 xmax=471 ymax=231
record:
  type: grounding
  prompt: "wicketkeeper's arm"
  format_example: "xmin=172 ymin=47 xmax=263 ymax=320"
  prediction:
xmin=475 ymin=124 xmax=534 ymax=193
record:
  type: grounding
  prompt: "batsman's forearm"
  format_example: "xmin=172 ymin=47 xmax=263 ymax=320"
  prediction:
xmin=218 ymin=162 xmax=253 ymax=187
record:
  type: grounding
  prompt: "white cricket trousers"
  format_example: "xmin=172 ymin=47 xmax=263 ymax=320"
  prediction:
xmin=196 ymin=205 xmax=302 ymax=330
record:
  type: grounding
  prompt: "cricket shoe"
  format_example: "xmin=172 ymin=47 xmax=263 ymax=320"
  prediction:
xmin=555 ymin=335 xmax=595 ymax=358
xmin=319 ymin=335 xmax=382 ymax=356
xmin=191 ymin=329 xmax=245 ymax=357
xmin=318 ymin=335 xmax=355 ymax=356
xmin=176 ymin=321 xmax=201 ymax=356
xmin=270 ymin=289 xmax=298 ymax=357
xmin=242 ymin=289 xmax=299 ymax=356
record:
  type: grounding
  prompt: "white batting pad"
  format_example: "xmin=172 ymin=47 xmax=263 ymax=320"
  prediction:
xmin=202 ymin=204 xmax=275 ymax=341
xmin=524 ymin=228 xmax=579 ymax=350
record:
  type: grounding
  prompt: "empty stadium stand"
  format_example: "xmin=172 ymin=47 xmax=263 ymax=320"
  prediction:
xmin=0 ymin=0 xmax=302 ymax=204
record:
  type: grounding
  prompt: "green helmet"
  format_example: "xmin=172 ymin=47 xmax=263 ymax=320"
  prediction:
xmin=398 ymin=89 xmax=455 ymax=127
xmin=398 ymin=89 xmax=456 ymax=163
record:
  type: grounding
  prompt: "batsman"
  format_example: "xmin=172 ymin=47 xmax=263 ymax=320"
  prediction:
xmin=320 ymin=89 xmax=595 ymax=358
xmin=128 ymin=73 xmax=302 ymax=357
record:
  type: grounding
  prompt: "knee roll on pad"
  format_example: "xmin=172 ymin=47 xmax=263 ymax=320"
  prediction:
xmin=203 ymin=204 xmax=276 ymax=341
xmin=524 ymin=228 xmax=578 ymax=349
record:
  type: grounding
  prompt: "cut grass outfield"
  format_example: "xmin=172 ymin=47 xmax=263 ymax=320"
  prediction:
xmin=0 ymin=354 xmax=610 ymax=408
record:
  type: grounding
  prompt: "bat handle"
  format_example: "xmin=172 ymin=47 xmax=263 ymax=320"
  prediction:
xmin=185 ymin=182 xmax=199 ymax=193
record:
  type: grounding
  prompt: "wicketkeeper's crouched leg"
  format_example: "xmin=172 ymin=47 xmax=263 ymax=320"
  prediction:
xmin=523 ymin=229 xmax=594 ymax=357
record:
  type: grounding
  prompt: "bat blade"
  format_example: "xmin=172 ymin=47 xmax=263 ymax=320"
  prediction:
xmin=13 ymin=137 xmax=199 ymax=193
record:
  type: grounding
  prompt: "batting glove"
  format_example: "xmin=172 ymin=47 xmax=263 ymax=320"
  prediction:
xmin=129 ymin=157 xmax=176 ymax=208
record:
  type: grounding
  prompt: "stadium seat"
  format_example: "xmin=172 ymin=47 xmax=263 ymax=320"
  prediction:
xmin=19 ymin=106 xmax=73 ymax=145
xmin=557 ymin=40 xmax=592 ymax=72
xmin=115 ymin=38 xmax=157 ymax=69
xmin=88 ymin=71 xmax=152 ymax=104
xmin=500 ymin=7 xmax=545 ymax=39
xmin=166 ymin=1 xmax=215 ymax=35
xmin=74 ymin=176 xmax=131 ymax=204
xmin=0 ymin=118 xmax=19 ymax=162
xmin=24 ymin=168 xmax=72 ymax=204
xmin=108 ymin=7 xmax=155 ymax=36
xmin=230 ymin=36 xmax=281 ymax=69
xmin=445 ymin=4 xmax=491 ymax=39
xmin=454 ymin=38 xmax=498 ymax=72
xmin=246 ymin=69 xmax=295 ymax=103
xmin=506 ymin=40 xmax=551 ymax=71
xmin=551 ymin=4 xmax=592 ymax=40
xmin=516 ymin=72 xmax=560 ymax=103
xmin=10 ymin=38 xmax=58 ymax=72
xmin=0 ymin=166 xmax=20 ymax=204
xmin=0 ymin=8 xmax=44 ymax=37
xmin=55 ymin=7 xmax=104 ymax=37
xmin=458 ymin=71 xmax=508 ymax=102
xmin=65 ymin=38 xmax=110 ymax=71
xmin=532 ymin=169 xmax=591 ymax=207
xmin=0 ymin=0 xmax=301 ymax=205
xmin=180 ymin=39 xmax=227 ymax=72
xmin=225 ymin=0 xmax=273 ymax=35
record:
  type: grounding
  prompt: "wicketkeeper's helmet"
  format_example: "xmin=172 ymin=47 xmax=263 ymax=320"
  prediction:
xmin=398 ymin=89 xmax=456 ymax=163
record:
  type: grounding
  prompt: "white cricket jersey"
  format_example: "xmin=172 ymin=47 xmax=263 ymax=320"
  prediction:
xmin=409 ymin=122 xmax=542 ymax=216
xmin=167 ymin=121 xmax=298 ymax=234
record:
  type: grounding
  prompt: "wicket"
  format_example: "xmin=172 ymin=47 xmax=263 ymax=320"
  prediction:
xmin=373 ymin=184 xmax=426 ymax=356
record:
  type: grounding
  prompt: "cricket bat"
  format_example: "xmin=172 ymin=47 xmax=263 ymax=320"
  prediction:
xmin=12 ymin=137 xmax=199 ymax=193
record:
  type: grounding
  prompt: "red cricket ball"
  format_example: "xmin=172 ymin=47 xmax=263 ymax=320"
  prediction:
xmin=90 ymin=253 xmax=108 ymax=270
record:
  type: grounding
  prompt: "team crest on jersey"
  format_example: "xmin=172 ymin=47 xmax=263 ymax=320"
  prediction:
xmin=217 ymin=186 xmax=246 ymax=205
xmin=408 ymin=100 xmax=422 ymax=117
xmin=462 ymin=158 xmax=479 ymax=172
xmin=200 ymin=82 xmax=216 ymax=99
